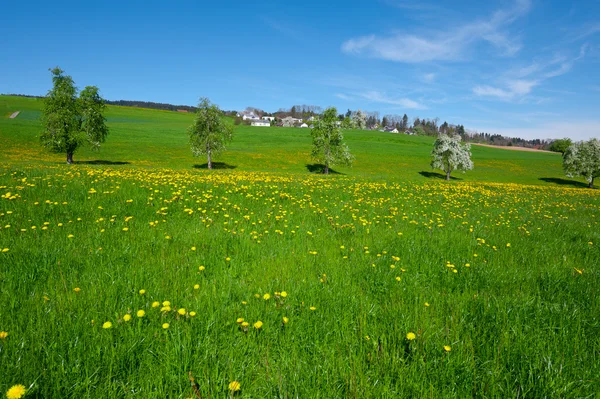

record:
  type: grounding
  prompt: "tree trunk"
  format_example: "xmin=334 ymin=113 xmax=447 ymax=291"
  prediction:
xmin=589 ymin=177 xmax=594 ymax=188
xmin=67 ymin=152 xmax=74 ymax=164
xmin=207 ymin=151 xmax=212 ymax=170
xmin=324 ymin=163 xmax=329 ymax=175
xmin=446 ymin=170 xmax=450 ymax=181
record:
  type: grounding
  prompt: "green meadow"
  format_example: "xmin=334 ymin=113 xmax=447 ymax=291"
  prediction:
xmin=1 ymin=95 xmax=599 ymax=398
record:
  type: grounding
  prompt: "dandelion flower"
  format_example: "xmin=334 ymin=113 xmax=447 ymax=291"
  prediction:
xmin=162 ymin=323 xmax=169 ymax=329
xmin=282 ymin=317 xmax=289 ymax=324
xmin=67 ymin=234 xmax=74 ymax=239
xmin=73 ymin=287 xmax=81 ymax=292
xmin=194 ymin=284 xmax=200 ymax=289
xmin=189 ymin=311 xmax=196 ymax=317
xmin=263 ymin=293 xmax=271 ymax=300
xmin=160 ymin=306 xmax=171 ymax=312
xmin=178 ymin=308 xmax=186 ymax=316
xmin=444 ymin=345 xmax=452 ymax=352
xmin=280 ymin=291 xmax=287 ymax=298
xmin=152 ymin=301 xmax=160 ymax=308
xmin=162 ymin=301 xmax=171 ymax=307
xmin=236 ymin=318 xmax=244 ymax=324
xmin=0 ymin=331 xmax=8 ymax=339
xmin=406 ymin=332 xmax=416 ymax=340
xmin=225 ymin=257 xmax=231 ymax=262
xmin=424 ymin=302 xmax=430 ymax=307
xmin=228 ymin=381 xmax=241 ymax=392
xmin=199 ymin=266 xmax=205 ymax=271
xmin=395 ymin=276 xmax=401 ymax=281
xmin=191 ymin=246 xmax=196 ymax=251
xmin=138 ymin=289 xmax=146 ymax=295
xmin=241 ymin=321 xmax=249 ymax=328
xmin=137 ymin=310 xmax=145 ymax=318
xmin=310 ymin=306 xmax=316 ymax=311
xmin=253 ymin=321 xmax=263 ymax=329
xmin=6 ymin=384 xmax=26 ymax=399
xmin=123 ymin=314 xmax=132 ymax=322
xmin=102 ymin=321 xmax=112 ymax=329
xmin=506 ymin=243 xmax=511 ymax=247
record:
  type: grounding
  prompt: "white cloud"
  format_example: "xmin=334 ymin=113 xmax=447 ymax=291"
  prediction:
xmin=341 ymin=0 xmax=530 ymax=63
xmin=335 ymin=93 xmax=354 ymax=100
xmin=359 ymin=90 xmax=427 ymax=109
xmin=422 ymin=73 xmax=436 ymax=83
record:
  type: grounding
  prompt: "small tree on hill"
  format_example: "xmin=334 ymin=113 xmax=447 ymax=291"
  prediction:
xmin=431 ymin=134 xmax=474 ymax=180
xmin=311 ymin=107 xmax=354 ymax=174
xmin=188 ymin=97 xmax=233 ymax=169
xmin=41 ymin=67 xmax=109 ymax=164
xmin=549 ymin=138 xmax=572 ymax=155
xmin=563 ymin=139 xmax=600 ymax=188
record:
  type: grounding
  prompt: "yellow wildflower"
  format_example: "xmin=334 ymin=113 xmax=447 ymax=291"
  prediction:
xmin=123 ymin=314 xmax=132 ymax=322
xmin=0 ymin=331 xmax=7 ymax=339
xmin=152 ymin=301 xmax=160 ymax=308
xmin=406 ymin=332 xmax=416 ymax=340
xmin=228 ymin=381 xmax=241 ymax=392
xmin=162 ymin=323 xmax=169 ymax=329
xmin=102 ymin=321 xmax=112 ymax=329
xmin=253 ymin=321 xmax=263 ymax=329
xmin=178 ymin=308 xmax=186 ymax=316
xmin=444 ymin=345 xmax=452 ymax=352
xmin=6 ymin=384 xmax=26 ymax=399
xmin=137 ymin=310 xmax=145 ymax=318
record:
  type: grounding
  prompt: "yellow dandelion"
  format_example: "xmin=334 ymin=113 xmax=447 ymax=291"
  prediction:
xmin=194 ymin=284 xmax=200 ymax=289
xmin=2 ymin=248 xmax=9 ymax=253
xmin=395 ymin=276 xmax=401 ymax=281
xmin=228 ymin=381 xmax=241 ymax=392
xmin=236 ymin=318 xmax=244 ymax=324
xmin=241 ymin=321 xmax=249 ymax=327
xmin=123 ymin=314 xmax=132 ymax=322
xmin=102 ymin=321 xmax=112 ymax=329
xmin=506 ymin=243 xmax=511 ymax=247
xmin=162 ymin=323 xmax=169 ymax=329
xmin=160 ymin=306 xmax=171 ymax=312
xmin=178 ymin=308 xmax=186 ymax=316
xmin=263 ymin=293 xmax=271 ymax=300
xmin=406 ymin=332 xmax=416 ymax=340
xmin=191 ymin=246 xmax=196 ymax=251
xmin=444 ymin=345 xmax=452 ymax=352
xmin=189 ymin=311 xmax=196 ymax=317
xmin=137 ymin=310 xmax=145 ymax=318
xmin=425 ymin=302 xmax=430 ymax=307
xmin=241 ymin=301 xmax=247 ymax=305
xmin=6 ymin=384 xmax=26 ymax=399
xmin=0 ymin=331 xmax=8 ymax=339
xmin=73 ymin=287 xmax=81 ymax=292
xmin=310 ymin=306 xmax=316 ymax=311
xmin=139 ymin=289 xmax=146 ymax=295
xmin=67 ymin=234 xmax=74 ymax=239
xmin=152 ymin=301 xmax=160 ymax=308
xmin=122 ymin=227 xmax=129 ymax=232
xmin=253 ymin=320 xmax=263 ymax=329
xmin=225 ymin=257 xmax=231 ymax=261
xmin=162 ymin=301 xmax=171 ymax=307
xmin=199 ymin=266 xmax=205 ymax=271
xmin=282 ymin=316 xmax=289 ymax=324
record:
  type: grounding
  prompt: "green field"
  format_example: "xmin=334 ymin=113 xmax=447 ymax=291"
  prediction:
xmin=1 ymin=95 xmax=599 ymax=397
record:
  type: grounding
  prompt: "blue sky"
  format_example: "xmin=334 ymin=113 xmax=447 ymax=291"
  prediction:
xmin=1 ymin=0 xmax=599 ymax=140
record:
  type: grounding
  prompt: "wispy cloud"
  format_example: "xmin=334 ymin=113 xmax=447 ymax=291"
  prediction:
xmin=341 ymin=0 xmax=531 ymax=63
xmin=359 ymin=91 xmax=427 ymax=109
xmin=335 ymin=93 xmax=355 ymax=101
xmin=473 ymin=45 xmax=587 ymax=101
xmin=261 ymin=16 xmax=303 ymax=42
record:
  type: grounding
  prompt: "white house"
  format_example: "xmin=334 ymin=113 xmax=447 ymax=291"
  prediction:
xmin=243 ymin=113 xmax=260 ymax=121
xmin=262 ymin=116 xmax=275 ymax=122
xmin=385 ymin=126 xmax=399 ymax=133
xmin=251 ymin=120 xmax=270 ymax=127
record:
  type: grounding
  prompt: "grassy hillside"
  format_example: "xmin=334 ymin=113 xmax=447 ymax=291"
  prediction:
xmin=1 ymin=95 xmax=598 ymax=398
xmin=0 ymin=95 xmax=576 ymax=186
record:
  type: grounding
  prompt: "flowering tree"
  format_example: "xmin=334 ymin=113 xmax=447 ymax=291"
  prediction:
xmin=431 ymin=134 xmax=474 ymax=180
xmin=563 ymin=139 xmax=600 ymax=188
xmin=354 ymin=109 xmax=367 ymax=130
xmin=188 ymin=98 xmax=233 ymax=169
xmin=311 ymin=107 xmax=354 ymax=174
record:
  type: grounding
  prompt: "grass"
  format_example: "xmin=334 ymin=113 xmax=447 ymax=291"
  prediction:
xmin=1 ymin=95 xmax=599 ymax=397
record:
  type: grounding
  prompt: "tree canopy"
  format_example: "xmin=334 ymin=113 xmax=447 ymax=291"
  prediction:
xmin=563 ymin=139 xmax=600 ymax=188
xmin=431 ymin=134 xmax=474 ymax=180
xmin=188 ymin=97 xmax=233 ymax=169
xmin=310 ymin=107 xmax=353 ymax=174
xmin=40 ymin=67 xmax=109 ymax=164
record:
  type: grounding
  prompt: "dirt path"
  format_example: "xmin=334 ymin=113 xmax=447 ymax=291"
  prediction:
xmin=472 ymin=143 xmax=554 ymax=153
xmin=9 ymin=111 xmax=20 ymax=119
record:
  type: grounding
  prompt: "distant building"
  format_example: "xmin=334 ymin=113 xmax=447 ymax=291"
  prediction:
xmin=176 ymin=109 xmax=189 ymax=113
xmin=251 ymin=120 xmax=270 ymax=127
xmin=384 ymin=126 xmax=399 ymax=133
xmin=300 ymin=123 xmax=308 ymax=128
xmin=243 ymin=113 xmax=260 ymax=121
xmin=262 ymin=116 xmax=275 ymax=122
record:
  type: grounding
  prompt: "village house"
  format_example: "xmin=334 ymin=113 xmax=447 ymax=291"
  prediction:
xmin=262 ymin=116 xmax=275 ymax=122
xmin=251 ymin=119 xmax=270 ymax=127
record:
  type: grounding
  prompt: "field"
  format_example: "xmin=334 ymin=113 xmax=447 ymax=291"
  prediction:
xmin=1 ymin=95 xmax=599 ymax=397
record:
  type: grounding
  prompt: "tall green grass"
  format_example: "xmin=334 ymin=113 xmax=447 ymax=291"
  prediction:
xmin=1 ymin=95 xmax=598 ymax=397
